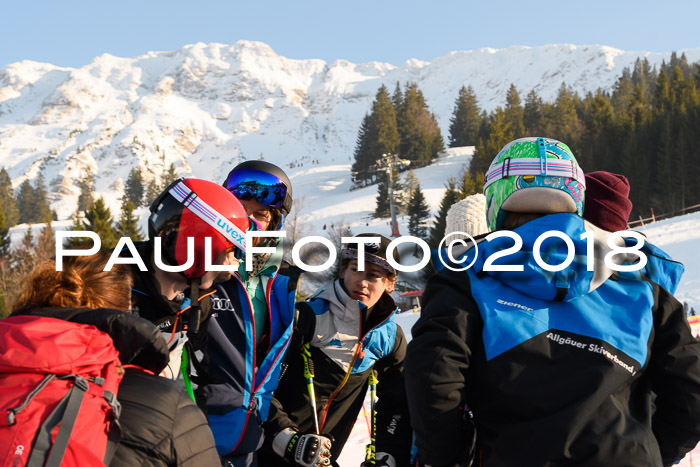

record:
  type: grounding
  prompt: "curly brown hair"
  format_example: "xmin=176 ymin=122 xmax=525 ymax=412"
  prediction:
xmin=12 ymin=250 xmax=132 ymax=312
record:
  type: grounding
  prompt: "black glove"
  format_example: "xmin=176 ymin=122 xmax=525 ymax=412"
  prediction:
xmin=361 ymin=452 xmax=396 ymax=467
xmin=272 ymin=428 xmax=333 ymax=467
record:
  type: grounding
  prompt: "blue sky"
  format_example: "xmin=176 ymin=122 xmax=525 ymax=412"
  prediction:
xmin=1 ymin=0 xmax=698 ymax=69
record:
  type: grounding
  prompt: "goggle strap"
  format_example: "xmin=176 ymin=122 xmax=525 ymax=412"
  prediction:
xmin=484 ymin=158 xmax=586 ymax=190
xmin=169 ymin=181 xmax=247 ymax=253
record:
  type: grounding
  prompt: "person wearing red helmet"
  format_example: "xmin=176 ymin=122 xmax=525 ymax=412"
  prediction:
xmin=122 ymin=178 xmax=252 ymax=403
xmin=200 ymin=161 xmax=301 ymax=466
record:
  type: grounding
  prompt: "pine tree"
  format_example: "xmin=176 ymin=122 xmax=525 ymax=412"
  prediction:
xmin=145 ymin=176 xmax=161 ymax=206
xmin=448 ymin=85 xmax=481 ymax=147
xmin=470 ymin=107 xmax=512 ymax=177
xmin=459 ymin=168 xmax=482 ymax=198
xmin=391 ymin=82 xmax=403 ymax=112
xmin=351 ymin=113 xmax=374 ymax=184
xmin=428 ymin=178 xmax=460 ymax=248
xmin=407 ymin=183 xmax=431 ymax=240
xmin=77 ymin=169 xmax=95 ymax=212
xmin=370 ymin=85 xmax=400 ymax=159
xmin=161 ymin=163 xmax=179 ymax=190
xmin=373 ymin=168 xmax=403 ymax=218
xmin=84 ymin=197 xmax=119 ymax=249
xmin=66 ymin=210 xmax=92 ymax=248
xmin=397 ymin=82 xmax=444 ymax=166
xmin=32 ymin=173 xmax=53 ymax=224
xmin=16 ymin=180 xmax=34 ymax=225
xmin=504 ymin=84 xmax=525 ymax=138
xmin=14 ymin=226 xmax=35 ymax=271
xmin=524 ymin=89 xmax=544 ymax=134
xmin=374 ymin=173 xmax=391 ymax=218
xmin=115 ymin=200 xmax=145 ymax=241
xmin=0 ymin=168 xmax=19 ymax=227
xmin=402 ymin=169 xmax=420 ymax=211
xmin=551 ymin=83 xmax=582 ymax=146
xmin=611 ymin=70 xmax=635 ymax=123
xmin=351 ymin=86 xmax=400 ymax=184
xmin=124 ymin=167 xmax=145 ymax=207
xmin=35 ymin=222 xmax=55 ymax=264
xmin=0 ymin=208 xmax=10 ymax=256
xmin=629 ymin=85 xmax=650 ymax=128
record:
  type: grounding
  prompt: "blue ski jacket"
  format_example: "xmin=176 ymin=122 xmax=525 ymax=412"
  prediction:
xmin=406 ymin=213 xmax=700 ymax=467
xmin=201 ymin=259 xmax=300 ymax=456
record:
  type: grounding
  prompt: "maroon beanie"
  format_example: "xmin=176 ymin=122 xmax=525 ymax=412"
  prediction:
xmin=583 ymin=171 xmax=633 ymax=231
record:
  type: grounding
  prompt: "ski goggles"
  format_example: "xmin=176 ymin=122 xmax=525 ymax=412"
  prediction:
xmin=224 ymin=168 xmax=290 ymax=213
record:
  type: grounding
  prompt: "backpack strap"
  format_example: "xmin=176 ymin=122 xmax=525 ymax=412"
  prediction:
xmin=102 ymin=389 xmax=122 ymax=465
xmin=27 ymin=375 xmax=89 ymax=467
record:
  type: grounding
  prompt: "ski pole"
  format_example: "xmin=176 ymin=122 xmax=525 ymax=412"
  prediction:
xmin=301 ymin=342 xmax=320 ymax=434
xmin=180 ymin=346 xmax=196 ymax=402
xmin=365 ymin=369 xmax=379 ymax=464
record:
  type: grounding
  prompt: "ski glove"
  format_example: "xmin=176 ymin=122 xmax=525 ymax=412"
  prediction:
xmin=272 ymin=427 xmax=333 ymax=467
xmin=360 ymin=452 xmax=397 ymax=467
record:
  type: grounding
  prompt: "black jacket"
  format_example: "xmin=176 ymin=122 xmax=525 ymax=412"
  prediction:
xmin=127 ymin=241 xmax=213 ymax=351
xmin=126 ymin=241 xmax=215 ymax=401
xmin=11 ymin=307 xmax=220 ymax=467
xmin=262 ymin=281 xmax=412 ymax=465
xmin=405 ymin=216 xmax=700 ymax=467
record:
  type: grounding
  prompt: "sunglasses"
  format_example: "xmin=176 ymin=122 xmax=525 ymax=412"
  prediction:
xmin=224 ymin=168 xmax=289 ymax=212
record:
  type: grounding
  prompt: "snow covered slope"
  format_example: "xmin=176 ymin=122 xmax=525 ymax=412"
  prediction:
xmin=2 ymin=41 xmax=699 ymax=219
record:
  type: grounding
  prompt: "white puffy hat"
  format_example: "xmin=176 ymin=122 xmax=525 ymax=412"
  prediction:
xmin=445 ymin=193 xmax=489 ymax=240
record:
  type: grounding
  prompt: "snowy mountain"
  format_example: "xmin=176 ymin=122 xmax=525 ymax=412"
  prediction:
xmin=2 ymin=41 xmax=700 ymax=220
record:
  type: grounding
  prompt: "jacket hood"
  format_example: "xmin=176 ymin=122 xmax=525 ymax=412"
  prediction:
xmin=311 ymin=280 xmax=397 ymax=326
xmin=312 ymin=280 xmax=360 ymax=323
xmin=631 ymin=237 xmax=684 ymax=294
xmin=10 ymin=307 xmax=169 ymax=373
xmin=473 ymin=213 xmax=637 ymax=302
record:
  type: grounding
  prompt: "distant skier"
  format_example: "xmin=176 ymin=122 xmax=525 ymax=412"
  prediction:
xmin=405 ymin=137 xmax=700 ymax=466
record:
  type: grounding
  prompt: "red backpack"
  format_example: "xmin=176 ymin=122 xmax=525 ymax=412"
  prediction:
xmin=0 ymin=315 xmax=123 ymax=467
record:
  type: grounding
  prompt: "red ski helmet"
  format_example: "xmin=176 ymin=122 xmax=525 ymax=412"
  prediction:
xmin=148 ymin=178 xmax=250 ymax=279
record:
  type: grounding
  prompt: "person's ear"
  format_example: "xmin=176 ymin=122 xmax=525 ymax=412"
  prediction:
xmin=385 ymin=278 xmax=396 ymax=293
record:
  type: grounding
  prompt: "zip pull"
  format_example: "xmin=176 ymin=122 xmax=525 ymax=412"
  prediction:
xmin=248 ymin=395 xmax=258 ymax=411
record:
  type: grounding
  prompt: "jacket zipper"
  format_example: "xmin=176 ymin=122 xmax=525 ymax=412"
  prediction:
xmin=228 ymin=273 xmax=258 ymax=454
xmin=316 ymin=303 xmax=397 ymax=432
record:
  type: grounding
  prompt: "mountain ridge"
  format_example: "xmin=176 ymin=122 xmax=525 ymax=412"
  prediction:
xmin=1 ymin=41 xmax=699 ymax=219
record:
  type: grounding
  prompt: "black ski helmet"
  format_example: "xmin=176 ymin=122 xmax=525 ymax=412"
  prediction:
xmin=223 ymin=160 xmax=293 ymax=215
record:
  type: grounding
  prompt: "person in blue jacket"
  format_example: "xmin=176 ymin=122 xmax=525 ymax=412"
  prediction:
xmin=405 ymin=137 xmax=700 ymax=467
xmin=201 ymin=161 xmax=300 ymax=467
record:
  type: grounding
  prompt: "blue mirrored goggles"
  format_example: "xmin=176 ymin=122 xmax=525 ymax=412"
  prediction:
xmin=224 ymin=168 xmax=289 ymax=212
